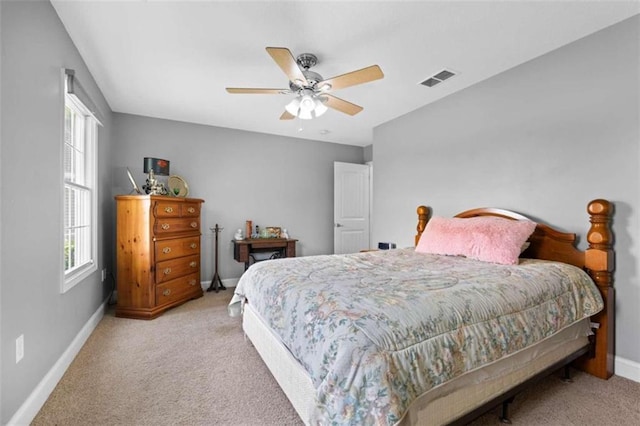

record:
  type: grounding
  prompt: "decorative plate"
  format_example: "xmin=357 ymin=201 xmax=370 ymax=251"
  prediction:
xmin=168 ymin=175 xmax=189 ymax=197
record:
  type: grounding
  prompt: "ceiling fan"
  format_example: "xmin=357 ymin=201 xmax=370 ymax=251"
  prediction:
xmin=226 ymin=47 xmax=384 ymax=120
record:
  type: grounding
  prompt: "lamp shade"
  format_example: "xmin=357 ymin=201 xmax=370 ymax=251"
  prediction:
xmin=314 ymin=97 xmax=328 ymax=116
xmin=299 ymin=94 xmax=316 ymax=112
xmin=285 ymin=97 xmax=301 ymax=116
xmin=143 ymin=157 xmax=170 ymax=176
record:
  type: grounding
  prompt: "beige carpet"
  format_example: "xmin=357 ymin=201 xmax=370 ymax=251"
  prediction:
xmin=33 ymin=291 xmax=640 ymax=426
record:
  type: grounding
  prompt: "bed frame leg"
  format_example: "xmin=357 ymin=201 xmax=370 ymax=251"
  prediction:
xmin=499 ymin=397 xmax=515 ymax=424
xmin=561 ymin=365 xmax=573 ymax=383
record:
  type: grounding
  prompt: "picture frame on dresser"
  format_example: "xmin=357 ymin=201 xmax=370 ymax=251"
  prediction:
xmin=114 ymin=194 xmax=205 ymax=319
xmin=126 ymin=168 xmax=143 ymax=194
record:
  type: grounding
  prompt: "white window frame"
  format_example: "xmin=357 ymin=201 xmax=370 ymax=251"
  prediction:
xmin=62 ymin=90 xmax=98 ymax=293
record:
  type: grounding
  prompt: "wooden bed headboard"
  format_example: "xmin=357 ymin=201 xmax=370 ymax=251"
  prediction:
xmin=415 ymin=200 xmax=614 ymax=379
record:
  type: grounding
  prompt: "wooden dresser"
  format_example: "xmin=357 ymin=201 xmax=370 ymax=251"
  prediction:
xmin=115 ymin=195 xmax=204 ymax=319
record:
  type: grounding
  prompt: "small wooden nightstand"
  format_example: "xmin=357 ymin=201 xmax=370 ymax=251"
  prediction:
xmin=233 ymin=238 xmax=297 ymax=270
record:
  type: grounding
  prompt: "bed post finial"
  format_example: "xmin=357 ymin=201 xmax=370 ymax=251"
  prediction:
xmin=587 ymin=199 xmax=613 ymax=250
xmin=415 ymin=206 xmax=431 ymax=246
xmin=576 ymin=198 xmax=614 ymax=379
xmin=586 ymin=199 xmax=614 ymax=288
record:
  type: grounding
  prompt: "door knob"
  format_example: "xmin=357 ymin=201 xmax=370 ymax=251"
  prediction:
xmin=335 ymin=223 xmax=344 ymax=227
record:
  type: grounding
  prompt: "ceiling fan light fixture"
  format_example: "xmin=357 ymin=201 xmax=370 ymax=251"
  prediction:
xmin=298 ymin=108 xmax=313 ymax=120
xmin=285 ymin=97 xmax=301 ymax=115
xmin=299 ymin=94 xmax=316 ymax=112
xmin=229 ymin=47 xmax=383 ymax=122
xmin=313 ymin=97 xmax=328 ymax=116
xmin=288 ymin=90 xmax=327 ymax=119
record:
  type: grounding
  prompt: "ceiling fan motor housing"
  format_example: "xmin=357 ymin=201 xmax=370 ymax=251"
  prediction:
xmin=289 ymin=69 xmax=323 ymax=91
xmin=296 ymin=53 xmax=317 ymax=69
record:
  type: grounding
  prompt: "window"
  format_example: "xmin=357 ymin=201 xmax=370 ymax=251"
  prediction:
xmin=62 ymin=87 xmax=98 ymax=292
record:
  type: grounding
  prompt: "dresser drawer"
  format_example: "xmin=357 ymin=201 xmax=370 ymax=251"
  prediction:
xmin=154 ymin=201 xmax=182 ymax=218
xmin=155 ymin=236 xmax=200 ymax=262
xmin=154 ymin=217 xmax=200 ymax=235
xmin=181 ymin=203 xmax=200 ymax=217
xmin=155 ymin=255 xmax=200 ymax=283
xmin=155 ymin=273 xmax=200 ymax=305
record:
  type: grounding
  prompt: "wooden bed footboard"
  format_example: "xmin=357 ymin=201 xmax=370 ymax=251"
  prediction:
xmin=415 ymin=199 xmax=614 ymax=379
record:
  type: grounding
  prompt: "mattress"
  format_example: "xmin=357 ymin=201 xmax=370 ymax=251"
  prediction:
xmin=231 ymin=248 xmax=603 ymax=424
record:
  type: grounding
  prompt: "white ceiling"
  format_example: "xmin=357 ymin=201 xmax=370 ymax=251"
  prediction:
xmin=51 ymin=1 xmax=639 ymax=147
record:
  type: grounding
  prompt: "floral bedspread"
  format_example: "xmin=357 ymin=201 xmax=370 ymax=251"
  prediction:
xmin=230 ymin=248 xmax=603 ymax=425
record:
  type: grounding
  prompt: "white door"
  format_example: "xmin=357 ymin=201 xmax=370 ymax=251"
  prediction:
xmin=334 ymin=162 xmax=371 ymax=254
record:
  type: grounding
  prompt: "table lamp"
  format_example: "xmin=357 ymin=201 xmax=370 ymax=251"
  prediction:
xmin=142 ymin=157 xmax=170 ymax=195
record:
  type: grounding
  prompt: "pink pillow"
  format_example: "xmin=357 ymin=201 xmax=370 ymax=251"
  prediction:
xmin=415 ymin=216 xmax=537 ymax=265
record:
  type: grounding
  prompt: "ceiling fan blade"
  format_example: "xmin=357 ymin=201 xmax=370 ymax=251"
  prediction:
xmin=280 ymin=111 xmax=295 ymax=120
xmin=323 ymin=94 xmax=364 ymax=116
xmin=226 ymin=88 xmax=289 ymax=94
xmin=319 ymin=65 xmax=384 ymax=91
xmin=266 ymin=47 xmax=309 ymax=86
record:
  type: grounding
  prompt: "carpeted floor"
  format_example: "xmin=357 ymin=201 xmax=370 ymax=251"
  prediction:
xmin=33 ymin=291 xmax=640 ymax=425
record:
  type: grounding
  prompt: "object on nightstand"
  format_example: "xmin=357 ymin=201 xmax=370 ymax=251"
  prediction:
xmin=378 ymin=242 xmax=396 ymax=250
xmin=234 ymin=228 xmax=243 ymax=240
xmin=265 ymin=227 xmax=281 ymax=238
xmin=245 ymin=220 xmax=252 ymax=241
xmin=282 ymin=228 xmax=289 ymax=239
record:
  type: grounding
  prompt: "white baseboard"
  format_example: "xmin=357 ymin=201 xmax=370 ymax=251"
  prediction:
xmin=7 ymin=299 xmax=107 ymax=426
xmin=200 ymin=277 xmax=239 ymax=291
xmin=615 ymin=355 xmax=640 ymax=383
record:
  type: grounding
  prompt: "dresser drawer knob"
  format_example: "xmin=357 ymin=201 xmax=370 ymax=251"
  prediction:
xmin=161 ymin=223 xmax=170 ymax=230
xmin=164 ymin=206 xmax=174 ymax=213
xmin=163 ymin=267 xmax=172 ymax=275
xmin=163 ymin=289 xmax=171 ymax=296
xmin=189 ymin=279 xmax=196 ymax=286
xmin=187 ymin=207 xmax=196 ymax=214
xmin=190 ymin=222 xmax=198 ymax=228
xmin=189 ymin=261 xmax=197 ymax=268
xmin=162 ymin=247 xmax=172 ymax=254
xmin=190 ymin=243 xmax=197 ymax=249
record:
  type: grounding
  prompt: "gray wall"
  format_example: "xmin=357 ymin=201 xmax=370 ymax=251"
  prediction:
xmin=0 ymin=1 xmax=114 ymax=422
xmin=373 ymin=16 xmax=640 ymax=365
xmin=112 ymin=113 xmax=364 ymax=283
xmin=363 ymin=144 xmax=373 ymax=163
